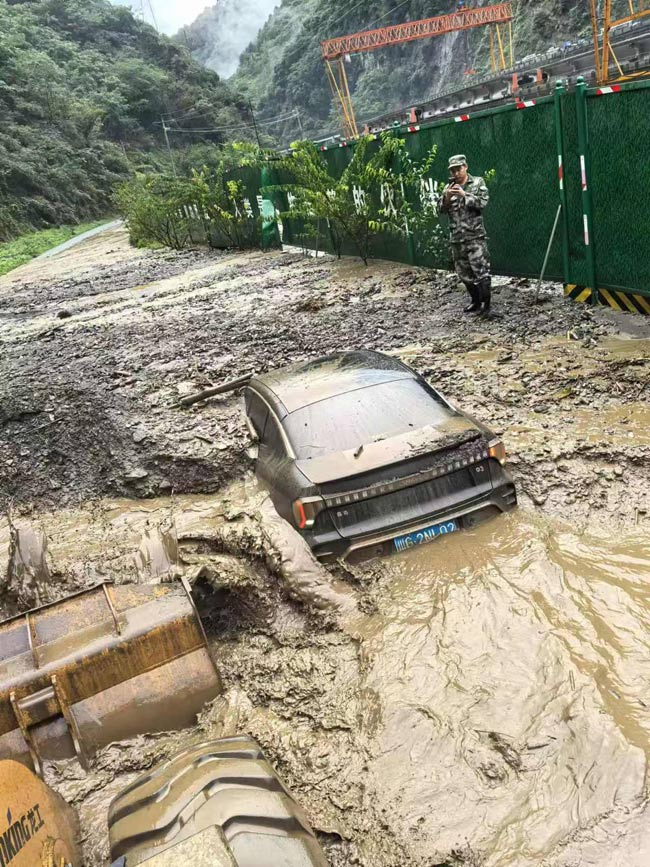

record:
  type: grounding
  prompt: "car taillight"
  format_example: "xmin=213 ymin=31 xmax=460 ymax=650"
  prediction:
xmin=488 ymin=439 xmax=507 ymax=465
xmin=292 ymin=497 xmax=326 ymax=530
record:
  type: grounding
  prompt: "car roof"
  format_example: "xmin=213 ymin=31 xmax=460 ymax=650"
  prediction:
xmin=249 ymin=350 xmax=415 ymax=415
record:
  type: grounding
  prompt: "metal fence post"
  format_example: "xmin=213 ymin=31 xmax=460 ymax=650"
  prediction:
xmin=575 ymin=76 xmax=598 ymax=305
xmin=553 ymin=81 xmax=570 ymax=286
xmin=396 ymin=143 xmax=416 ymax=265
xmin=260 ymin=164 xmax=281 ymax=250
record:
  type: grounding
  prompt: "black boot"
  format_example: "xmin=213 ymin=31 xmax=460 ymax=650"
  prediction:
xmin=463 ymin=282 xmax=481 ymax=313
xmin=477 ymin=277 xmax=492 ymax=317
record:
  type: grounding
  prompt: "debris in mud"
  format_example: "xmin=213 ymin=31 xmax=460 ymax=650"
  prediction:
xmin=4 ymin=228 xmax=650 ymax=867
xmin=133 ymin=519 xmax=180 ymax=582
xmin=5 ymin=518 xmax=52 ymax=608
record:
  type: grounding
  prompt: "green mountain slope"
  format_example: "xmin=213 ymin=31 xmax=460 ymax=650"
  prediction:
xmin=0 ymin=0 xmax=247 ymax=240
xmin=231 ymin=0 xmax=590 ymax=136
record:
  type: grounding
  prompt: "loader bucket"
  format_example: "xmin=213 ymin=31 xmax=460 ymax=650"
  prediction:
xmin=0 ymin=758 xmax=81 ymax=866
xmin=0 ymin=579 xmax=221 ymax=775
xmin=108 ymin=736 xmax=329 ymax=867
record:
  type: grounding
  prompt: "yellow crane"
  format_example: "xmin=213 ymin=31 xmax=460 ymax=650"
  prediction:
xmin=591 ymin=0 xmax=650 ymax=83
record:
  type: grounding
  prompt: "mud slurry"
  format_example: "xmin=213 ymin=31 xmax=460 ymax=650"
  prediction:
xmin=3 ymin=229 xmax=650 ymax=866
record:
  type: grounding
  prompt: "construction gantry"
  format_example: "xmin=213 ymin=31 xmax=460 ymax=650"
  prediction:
xmin=321 ymin=3 xmax=514 ymax=139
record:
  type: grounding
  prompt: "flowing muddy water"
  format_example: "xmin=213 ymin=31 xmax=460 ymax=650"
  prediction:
xmin=347 ymin=511 xmax=650 ymax=865
xmin=7 ymin=493 xmax=649 ymax=866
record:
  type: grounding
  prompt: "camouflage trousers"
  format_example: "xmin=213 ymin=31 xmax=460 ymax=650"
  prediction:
xmin=450 ymin=238 xmax=490 ymax=284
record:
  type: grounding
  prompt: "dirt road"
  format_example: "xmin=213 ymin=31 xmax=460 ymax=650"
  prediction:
xmin=2 ymin=228 xmax=650 ymax=866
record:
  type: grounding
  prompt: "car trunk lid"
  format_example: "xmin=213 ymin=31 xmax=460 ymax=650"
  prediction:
xmin=295 ymin=416 xmax=480 ymax=486
xmin=308 ymin=429 xmax=493 ymax=540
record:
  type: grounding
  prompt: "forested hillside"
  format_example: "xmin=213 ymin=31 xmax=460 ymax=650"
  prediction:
xmin=0 ymin=0 xmax=247 ymax=240
xmin=231 ymin=0 xmax=590 ymax=136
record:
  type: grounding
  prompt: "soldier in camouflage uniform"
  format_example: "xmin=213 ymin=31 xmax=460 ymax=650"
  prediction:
xmin=437 ymin=154 xmax=492 ymax=316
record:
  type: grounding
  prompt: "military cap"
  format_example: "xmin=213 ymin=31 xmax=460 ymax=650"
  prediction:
xmin=448 ymin=154 xmax=467 ymax=168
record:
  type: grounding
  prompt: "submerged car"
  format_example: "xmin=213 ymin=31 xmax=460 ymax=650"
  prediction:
xmin=244 ymin=350 xmax=516 ymax=561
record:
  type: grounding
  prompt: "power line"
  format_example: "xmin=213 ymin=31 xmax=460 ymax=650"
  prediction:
xmin=154 ymin=110 xmax=217 ymax=126
xmin=164 ymin=111 xmax=301 ymax=134
xmin=134 ymin=0 xmax=159 ymax=31
xmin=366 ymin=0 xmax=416 ymax=31
xmin=323 ymin=0 xmax=415 ymax=45
xmin=158 ymin=104 xmax=230 ymax=124
xmin=145 ymin=0 xmax=159 ymax=31
xmin=332 ymin=0 xmax=373 ymax=31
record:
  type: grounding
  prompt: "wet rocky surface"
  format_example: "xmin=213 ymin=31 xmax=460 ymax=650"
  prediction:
xmin=2 ymin=228 xmax=650 ymax=866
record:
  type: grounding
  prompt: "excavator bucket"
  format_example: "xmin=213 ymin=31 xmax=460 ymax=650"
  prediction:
xmin=0 ymin=758 xmax=81 ymax=866
xmin=0 ymin=579 xmax=221 ymax=775
xmin=108 ymin=736 xmax=329 ymax=866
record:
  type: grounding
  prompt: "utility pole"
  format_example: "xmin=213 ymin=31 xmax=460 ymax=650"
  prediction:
xmin=248 ymin=100 xmax=262 ymax=148
xmin=294 ymin=108 xmax=305 ymax=138
xmin=161 ymin=117 xmax=177 ymax=177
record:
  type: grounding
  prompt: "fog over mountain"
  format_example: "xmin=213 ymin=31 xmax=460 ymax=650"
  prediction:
xmin=110 ymin=0 xmax=212 ymax=36
xmin=175 ymin=0 xmax=279 ymax=78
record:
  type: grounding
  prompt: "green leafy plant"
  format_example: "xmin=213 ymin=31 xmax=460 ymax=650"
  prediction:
xmin=115 ymin=165 xmax=264 ymax=251
xmin=269 ymin=133 xmax=448 ymax=265
xmin=184 ymin=167 xmax=262 ymax=249
xmin=115 ymin=175 xmax=191 ymax=249
xmin=365 ymin=131 xmax=447 ymax=263
xmin=269 ymin=137 xmax=383 ymax=265
xmin=0 ymin=220 xmax=109 ymax=276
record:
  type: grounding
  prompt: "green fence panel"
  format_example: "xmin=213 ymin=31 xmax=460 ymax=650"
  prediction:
xmin=197 ymin=165 xmax=265 ymax=249
xmin=587 ymin=83 xmax=650 ymax=296
xmin=295 ymin=101 xmax=564 ymax=280
xmin=273 ymin=84 xmax=650 ymax=302
xmin=559 ymin=91 xmax=591 ymax=288
xmin=406 ymin=102 xmax=563 ymax=278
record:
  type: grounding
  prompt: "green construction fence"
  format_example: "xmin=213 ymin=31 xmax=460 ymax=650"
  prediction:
xmin=275 ymin=76 xmax=650 ymax=309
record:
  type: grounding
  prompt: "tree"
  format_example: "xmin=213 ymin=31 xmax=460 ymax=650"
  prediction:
xmin=269 ymin=132 xmax=446 ymax=266
xmin=365 ymin=131 xmax=447 ymax=263
xmin=270 ymin=137 xmax=382 ymax=264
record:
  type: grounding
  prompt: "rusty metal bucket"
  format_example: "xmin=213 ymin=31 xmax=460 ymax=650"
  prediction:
xmin=0 ymin=579 xmax=221 ymax=775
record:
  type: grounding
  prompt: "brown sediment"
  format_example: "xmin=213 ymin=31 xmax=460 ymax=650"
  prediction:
xmin=3 ymin=228 xmax=650 ymax=866
xmin=23 ymin=497 xmax=650 ymax=867
xmin=133 ymin=520 xmax=180 ymax=582
xmin=5 ymin=520 xmax=51 ymax=608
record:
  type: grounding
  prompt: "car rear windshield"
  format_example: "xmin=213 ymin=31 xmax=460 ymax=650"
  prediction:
xmin=284 ymin=379 xmax=454 ymax=459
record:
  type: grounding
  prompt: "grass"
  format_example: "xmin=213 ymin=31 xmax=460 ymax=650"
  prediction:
xmin=0 ymin=220 xmax=112 ymax=277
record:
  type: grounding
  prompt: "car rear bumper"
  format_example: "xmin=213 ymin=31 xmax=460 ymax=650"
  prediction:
xmin=307 ymin=476 xmax=517 ymax=563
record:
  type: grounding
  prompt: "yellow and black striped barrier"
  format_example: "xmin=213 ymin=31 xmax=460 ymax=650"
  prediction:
xmin=564 ymin=284 xmax=650 ymax=315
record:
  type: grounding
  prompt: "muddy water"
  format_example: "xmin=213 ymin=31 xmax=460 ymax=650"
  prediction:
xmin=347 ymin=510 xmax=650 ymax=865
xmin=23 ymin=496 xmax=650 ymax=866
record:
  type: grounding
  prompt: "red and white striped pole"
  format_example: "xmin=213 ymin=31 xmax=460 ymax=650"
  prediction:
xmin=575 ymin=76 xmax=597 ymax=305
xmin=553 ymin=80 xmax=570 ymax=286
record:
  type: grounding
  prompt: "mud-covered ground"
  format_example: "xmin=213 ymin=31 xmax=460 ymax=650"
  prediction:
xmin=2 ymin=228 xmax=650 ymax=867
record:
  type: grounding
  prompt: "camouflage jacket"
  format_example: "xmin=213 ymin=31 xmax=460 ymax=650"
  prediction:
xmin=437 ymin=173 xmax=489 ymax=242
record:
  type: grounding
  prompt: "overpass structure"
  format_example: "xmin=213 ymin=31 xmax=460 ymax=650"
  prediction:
xmin=348 ymin=17 xmax=650 ymax=136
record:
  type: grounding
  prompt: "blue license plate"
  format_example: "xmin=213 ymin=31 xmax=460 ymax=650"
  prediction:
xmin=393 ymin=520 xmax=458 ymax=552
